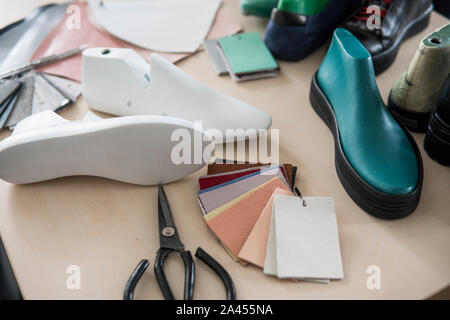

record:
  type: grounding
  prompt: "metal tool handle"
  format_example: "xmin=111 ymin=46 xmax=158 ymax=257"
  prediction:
xmin=195 ymin=247 xmax=236 ymax=300
xmin=0 ymin=45 xmax=87 ymax=80
xmin=154 ymin=248 xmax=195 ymax=300
xmin=31 ymin=45 xmax=87 ymax=68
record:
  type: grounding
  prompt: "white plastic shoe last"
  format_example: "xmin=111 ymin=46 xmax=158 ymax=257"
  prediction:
xmin=0 ymin=111 xmax=214 ymax=185
xmin=82 ymin=48 xmax=272 ymax=141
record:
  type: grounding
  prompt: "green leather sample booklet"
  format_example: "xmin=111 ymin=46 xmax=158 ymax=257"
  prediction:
xmin=215 ymin=32 xmax=280 ymax=82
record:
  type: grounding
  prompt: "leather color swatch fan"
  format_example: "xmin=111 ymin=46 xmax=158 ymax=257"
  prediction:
xmin=197 ymin=162 xmax=344 ymax=283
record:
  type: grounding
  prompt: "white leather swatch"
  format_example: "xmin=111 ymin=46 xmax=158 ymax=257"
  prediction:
xmin=272 ymin=196 xmax=344 ymax=281
xmin=262 ymin=198 xmax=330 ymax=283
xmin=88 ymin=0 xmax=222 ymax=53
xmin=263 ymin=203 xmax=278 ymax=276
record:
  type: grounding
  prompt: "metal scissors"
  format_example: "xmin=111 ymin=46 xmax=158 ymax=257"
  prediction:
xmin=124 ymin=184 xmax=236 ymax=300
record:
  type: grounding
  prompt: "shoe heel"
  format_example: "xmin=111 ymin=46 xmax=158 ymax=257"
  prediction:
xmin=309 ymin=75 xmax=333 ymax=130
xmin=387 ymin=92 xmax=431 ymax=133
xmin=424 ymin=112 xmax=450 ymax=166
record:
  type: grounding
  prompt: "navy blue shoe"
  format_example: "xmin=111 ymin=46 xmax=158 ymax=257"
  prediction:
xmin=264 ymin=0 xmax=362 ymax=61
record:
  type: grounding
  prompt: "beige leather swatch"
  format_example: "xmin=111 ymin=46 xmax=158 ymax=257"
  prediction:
xmin=238 ymin=188 xmax=294 ymax=268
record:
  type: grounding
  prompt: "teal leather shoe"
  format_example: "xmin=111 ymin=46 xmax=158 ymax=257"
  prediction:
xmin=309 ymin=28 xmax=423 ymax=219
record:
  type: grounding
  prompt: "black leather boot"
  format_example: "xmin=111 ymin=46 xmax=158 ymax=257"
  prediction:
xmin=343 ymin=0 xmax=433 ymax=74
xmin=424 ymin=75 xmax=450 ymax=166
xmin=434 ymin=0 xmax=450 ymax=19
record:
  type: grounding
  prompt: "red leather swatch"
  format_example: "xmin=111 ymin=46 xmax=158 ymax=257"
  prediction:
xmin=203 ymin=163 xmax=293 ymax=190
xmin=199 ymin=165 xmax=289 ymax=190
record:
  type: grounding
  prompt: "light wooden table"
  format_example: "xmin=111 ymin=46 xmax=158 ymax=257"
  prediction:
xmin=0 ymin=0 xmax=449 ymax=300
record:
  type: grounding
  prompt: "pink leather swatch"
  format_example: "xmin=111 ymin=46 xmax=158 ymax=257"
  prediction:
xmin=207 ymin=178 xmax=290 ymax=262
xmin=238 ymin=188 xmax=294 ymax=268
xmin=32 ymin=1 xmax=134 ymax=82
xmin=32 ymin=1 xmax=242 ymax=82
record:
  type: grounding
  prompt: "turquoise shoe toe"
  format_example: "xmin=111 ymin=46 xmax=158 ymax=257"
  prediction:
xmin=310 ymin=28 xmax=423 ymax=219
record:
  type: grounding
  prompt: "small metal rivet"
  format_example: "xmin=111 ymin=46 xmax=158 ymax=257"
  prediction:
xmin=162 ymin=227 xmax=175 ymax=237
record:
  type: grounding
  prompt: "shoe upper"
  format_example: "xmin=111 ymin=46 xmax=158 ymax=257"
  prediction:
xmin=317 ymin=28 xmax=419 ymax=195
xmin=264 ymin=0 xmax=362 ymax=61
xmin=343 ymin=0 xmax=432 ymax=55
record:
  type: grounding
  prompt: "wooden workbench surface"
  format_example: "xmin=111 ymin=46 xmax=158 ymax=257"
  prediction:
xmin=0 ymin=0 xmax=449 ymax=299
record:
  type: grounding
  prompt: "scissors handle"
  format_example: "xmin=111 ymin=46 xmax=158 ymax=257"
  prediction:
xmin=195 ymin=247 xmax=236 ymax=300
xmin=123 ymin=259 xmax=150 ymax=300
xmin=154 ymin=248 xmax=195 ymax=300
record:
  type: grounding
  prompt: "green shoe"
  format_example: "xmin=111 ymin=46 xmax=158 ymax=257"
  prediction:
xmin=310 ymin=28 xmax=423 ymax=219
xmin=271 ymin=0 xmax=330 ymax=25
xmin=240 ymin=0 xmax=278 ymax=18
xmin=277 ymin=0 xmax=329 ymax=15
xmin=240 ymin=0 xmax=329 ymax=19
xmin=388 ymin=23 xmax=450 ymax=132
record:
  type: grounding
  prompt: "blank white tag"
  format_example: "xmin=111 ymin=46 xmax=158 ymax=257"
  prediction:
xmin=263 ymin=204 xmax=278 ymax=276
xmin=270 ymin=195 xmax=344 ymax=281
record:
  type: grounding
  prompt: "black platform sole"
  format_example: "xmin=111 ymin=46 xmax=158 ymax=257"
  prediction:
xmin=372 ymin=5 xmax=433 ymax=75
xmin=309 ymin=75 xmax=423 ymax=219
xmin=424 ymin=112 xmax=450 ymax=166
xmin=387 ymin=92 xmax=431 ymax=133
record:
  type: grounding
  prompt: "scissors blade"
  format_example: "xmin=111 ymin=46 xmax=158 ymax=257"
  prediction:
xmin=158 ymin=184 xmax=184 ymax=251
